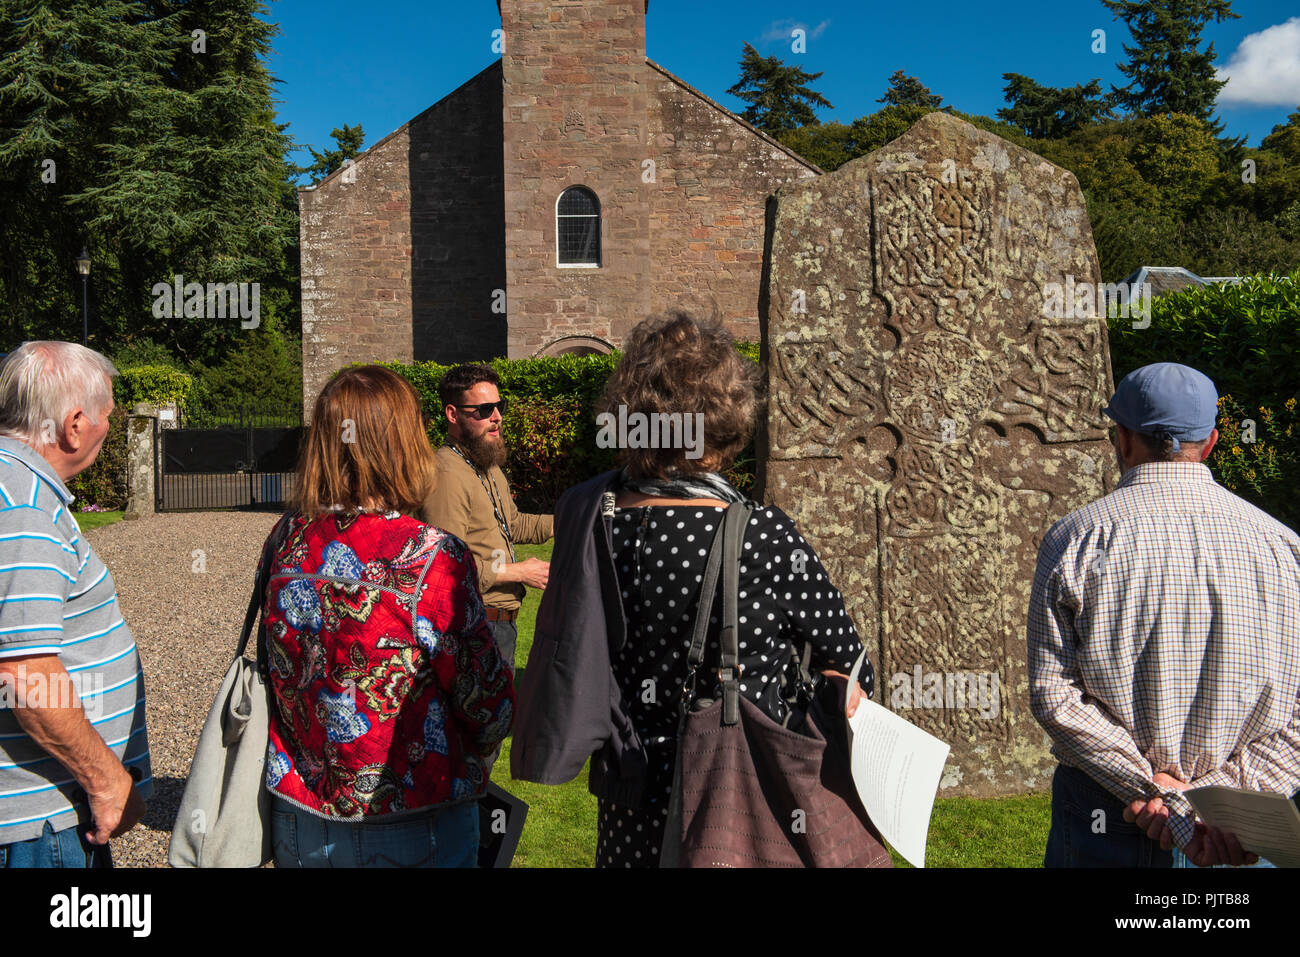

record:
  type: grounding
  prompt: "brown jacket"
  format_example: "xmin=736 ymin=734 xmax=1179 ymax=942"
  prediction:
xmin=420 ymin=444 xmax=553 ymax=611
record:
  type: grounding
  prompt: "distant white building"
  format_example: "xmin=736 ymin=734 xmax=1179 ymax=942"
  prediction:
xmin=1105 ymin=266 xmax=1242 ymax=313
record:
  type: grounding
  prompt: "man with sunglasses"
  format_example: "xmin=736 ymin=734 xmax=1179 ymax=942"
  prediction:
xmin=422 ymin=364 xmax=553 ymax=676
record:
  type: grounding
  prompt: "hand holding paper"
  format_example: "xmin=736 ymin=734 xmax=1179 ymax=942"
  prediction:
xmin=1185 ymin=786 xmax=1300 ymax=868
xmin=844 ymin=651 xmax=951 ymax=867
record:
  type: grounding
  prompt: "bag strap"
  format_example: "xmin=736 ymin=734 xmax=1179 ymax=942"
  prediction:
xmin=718 ymin=502 xmax=752 ymax=725
xmin=682 ymin=502 xmax=752 ymax=724
xmin=682 ymin=509 xmax=726 ymax=705
xmin=235 ymin=514 xmax=290 ymax=661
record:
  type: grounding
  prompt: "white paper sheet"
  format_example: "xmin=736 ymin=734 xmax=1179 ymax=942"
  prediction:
xmin=1185 ymin=785 xmax=1300 ymax=867
xmin=845 ymin=651 xmax=951 ymax=867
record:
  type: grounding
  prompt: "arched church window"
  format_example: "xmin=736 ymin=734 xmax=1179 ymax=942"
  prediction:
xmin=557 ymin=187 xmax=601 ymax=267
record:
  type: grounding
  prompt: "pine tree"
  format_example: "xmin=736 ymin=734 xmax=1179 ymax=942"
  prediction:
xmin=998 ymin=74 xmax=1114 ymax=138
xmin=877 ymin=70 xmax=942 ymax=109
xmin=0 ymin=0 xmax=298 ymax=361
xmin=1102 ymin=0 xmax=1238 ymax=127
xmin=726 ymin=43 xmax=833 ymax=136
xmin=85 ymin=0 xmax=298 ymax=361
xmin=302 ymin=124 xmax=366 ymax=183
xmin=0 ymin=0 xmax=178 ymax=345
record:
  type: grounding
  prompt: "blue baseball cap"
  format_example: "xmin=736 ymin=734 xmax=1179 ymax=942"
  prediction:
xmin=1103 ymin=362 xmax=1218 ymax=453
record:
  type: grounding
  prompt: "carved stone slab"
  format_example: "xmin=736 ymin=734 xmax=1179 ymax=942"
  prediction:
xmin=759 ymin=112 xmax=1117 ymax=796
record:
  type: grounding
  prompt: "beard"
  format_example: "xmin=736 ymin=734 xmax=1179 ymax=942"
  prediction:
xmin=458 ymin=428 xmax=508 ymax=471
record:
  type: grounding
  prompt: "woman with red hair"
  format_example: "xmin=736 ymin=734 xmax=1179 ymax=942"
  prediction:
xmin=259 ymin=365 xmax=513 ymax=867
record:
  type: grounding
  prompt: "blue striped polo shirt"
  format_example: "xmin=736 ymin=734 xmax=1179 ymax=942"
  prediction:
xmin=0 ymin=436 xmax=151 ymax=844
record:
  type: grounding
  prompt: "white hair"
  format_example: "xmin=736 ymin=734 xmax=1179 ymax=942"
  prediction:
xmin=0 ymin=341 xmax=118 ymax=449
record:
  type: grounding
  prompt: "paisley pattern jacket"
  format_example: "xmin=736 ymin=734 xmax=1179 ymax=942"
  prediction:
xmin=260 ymin=511 xmax=514 ymax=818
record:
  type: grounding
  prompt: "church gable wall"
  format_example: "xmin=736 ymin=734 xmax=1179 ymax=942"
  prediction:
xmin=646 ymin=66 xmax=819 ymax=339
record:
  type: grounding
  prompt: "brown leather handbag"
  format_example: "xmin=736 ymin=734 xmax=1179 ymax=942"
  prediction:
xmin=659 ymin=502 xmax=892 ymax=868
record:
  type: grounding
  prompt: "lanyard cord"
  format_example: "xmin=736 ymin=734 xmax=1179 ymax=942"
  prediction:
xmin=448 ymin=442 xmax=516 ymax=564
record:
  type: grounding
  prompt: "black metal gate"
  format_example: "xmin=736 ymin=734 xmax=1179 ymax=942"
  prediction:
xmin=156 ymin=406 xmax=303 ymax=512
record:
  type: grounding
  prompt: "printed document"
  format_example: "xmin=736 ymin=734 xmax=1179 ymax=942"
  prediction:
xmin=845 ymin=651 xmax=950 ymax=867
xmin=1186 ymin=786 xmax=1300 ymax=867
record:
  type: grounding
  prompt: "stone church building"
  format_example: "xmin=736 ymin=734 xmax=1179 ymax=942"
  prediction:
xmin=299 ymin=0 xmax=819 ymax=405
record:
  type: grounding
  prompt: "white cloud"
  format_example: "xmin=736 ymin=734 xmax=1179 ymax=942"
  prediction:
xmin=1217 ymin=17 xmax=1300 ymax=106
xmin=758 ymin=18 xmax=832 ymax=46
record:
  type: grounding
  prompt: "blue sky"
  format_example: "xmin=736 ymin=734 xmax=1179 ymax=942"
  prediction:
xmin=267 ymin=0 xmax=1300 ymax=169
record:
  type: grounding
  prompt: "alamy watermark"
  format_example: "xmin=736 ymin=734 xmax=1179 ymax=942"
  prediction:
xmin=151 ymin=274 xmax=260 ymax=328
xmin=49 ymin=887 xmax=150 ymax=937
xmin=889 ymin=665 xmax=1000 ymax=719
xmin=0 ymin=665 xmax=104 ymax=718
xmin=1041 ymin=276 xmax=1151 ymax=329
xmin=595 ymin=405 xmax=705 ymax=460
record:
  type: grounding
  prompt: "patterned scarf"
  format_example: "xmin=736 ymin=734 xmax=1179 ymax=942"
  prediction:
xmin=615 ymin=467 xmax=749 ymax=504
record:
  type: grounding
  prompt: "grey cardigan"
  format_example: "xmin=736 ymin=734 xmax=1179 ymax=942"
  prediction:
xmin=509 ymin=470 xmax=648 ymax=805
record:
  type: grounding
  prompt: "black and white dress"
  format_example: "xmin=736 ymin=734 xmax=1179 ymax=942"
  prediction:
xmin=594 ymin=503 xmax=871 ymax=868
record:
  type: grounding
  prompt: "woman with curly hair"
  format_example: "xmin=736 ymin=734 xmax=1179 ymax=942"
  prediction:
xmin=259 ymin=365 xmax=513 ymax=867
xmin=513 ymin=311 xmax=875 ymax=867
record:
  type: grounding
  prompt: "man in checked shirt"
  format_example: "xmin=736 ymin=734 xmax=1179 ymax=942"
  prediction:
xmin=1030 ymin=362 xmax=1300 ymax=868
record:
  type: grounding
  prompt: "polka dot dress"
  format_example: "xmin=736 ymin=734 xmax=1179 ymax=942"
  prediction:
xmin=594 ymin=504 xmax=872 ymax=868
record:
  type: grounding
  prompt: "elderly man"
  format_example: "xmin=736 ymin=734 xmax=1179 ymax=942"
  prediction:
xmin=0 ymin=342 xmax=150 ymax=868
xmin=1029 ymin=361 xmax=1300 ymax=868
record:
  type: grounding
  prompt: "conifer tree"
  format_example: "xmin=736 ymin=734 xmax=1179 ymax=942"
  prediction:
xmin=877 ymin=70 xmax=942 ymax=109
xmin=1102 ymin=0 xmax=1238 ymax=130
xmin=303 ymin=124 xmax=367 ymax=184
xmin=0 ymin=0 xmax=298 ymax=360
xmin=727 ymin=42 xmax=833 ymax=136
xmin=999 ymin=75 xmax=1114 ymax=138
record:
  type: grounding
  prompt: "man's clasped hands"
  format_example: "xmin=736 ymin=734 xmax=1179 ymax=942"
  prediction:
xmin=1124 ymin=770 xmax=1260 ymax=867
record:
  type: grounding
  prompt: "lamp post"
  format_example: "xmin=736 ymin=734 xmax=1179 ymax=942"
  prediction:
xmin=74 ymin=248 xmax=91 ymax=347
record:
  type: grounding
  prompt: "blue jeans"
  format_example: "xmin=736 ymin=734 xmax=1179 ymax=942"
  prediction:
xmin=490 ymin=618 xmax=517 ymax=671
xmin=0 ymin=820 xmax=112 ymax=869
xmin=483 ymin=617 xmax=518 ymax=780
xmin=271 ymin=796 xmax=478 ymax=868
xmin=1173 ymin=847 xmax=1276 ymax=868
xmin=1045 ymin=764 xmax=1275 ymax=868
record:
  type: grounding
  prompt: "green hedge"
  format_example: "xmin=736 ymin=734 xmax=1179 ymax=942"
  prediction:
xmin=67 ymin=406 xmax=129 ymax=511
xmin=115 ymin=365 xmax=196 ymax=415
xmin=1107 ymin=271 xmax=1300 ymax=529
xmin=379 ymin=295 xmax=1300 ymax=532
xmin=67 ymin=365 xmax=196 ymax=511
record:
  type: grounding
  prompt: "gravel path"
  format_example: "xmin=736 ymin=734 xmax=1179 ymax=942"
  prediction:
xmin=86 ymin=510 xmax=282 ymax=868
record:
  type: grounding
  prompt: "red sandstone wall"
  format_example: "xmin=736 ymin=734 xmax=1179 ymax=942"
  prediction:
xmin=646 ymin=64 xmax=819 ymax=341
xmin=300 ymin=64 xmax=505 ymax=409
xmin=500 ymin=0 xmax=653 ymax=357
xmin=299 ymin=126 xmax=414 ymax=409
xmin=300 ymin=0 xmax=821 ymax=384
xmin=409 ymin=65 xmax=507 ymax=366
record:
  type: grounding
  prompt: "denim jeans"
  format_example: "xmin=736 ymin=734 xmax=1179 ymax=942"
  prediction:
xmin=490 ymin=618 xmax=517 ymax=671
xmin=271 ymin=795 xmax=478 ymax=868
xmin=0 ymin=820 xmax=112 ymax=869
xmin=1045 ymin=763 xmax=1275 ymax=868
xmin=482 ymin=617 xmax=518 ymax=781
xmin=1172 ymin=847 xmax=1275 ymax=868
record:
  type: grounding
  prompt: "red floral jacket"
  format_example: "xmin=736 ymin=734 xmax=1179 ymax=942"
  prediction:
xmin=260 ymin=511 xmax=514 ymax=818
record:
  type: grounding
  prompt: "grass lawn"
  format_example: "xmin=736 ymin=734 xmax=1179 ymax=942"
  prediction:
xmin=502 ymin=540 xmax=1051 ymax=867
xmin=75 ymin=509 xmax=124 ymax=531
xmin=910 ymin=793 xmax=1049 ymax=868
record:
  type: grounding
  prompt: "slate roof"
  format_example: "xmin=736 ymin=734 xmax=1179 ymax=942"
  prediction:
xmin=1102 ymin=266 xmax=1243 ymax=312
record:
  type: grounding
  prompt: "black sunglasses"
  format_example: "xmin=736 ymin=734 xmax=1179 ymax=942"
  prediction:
xmin=455 ymin=398 xmax=508 ymax=420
